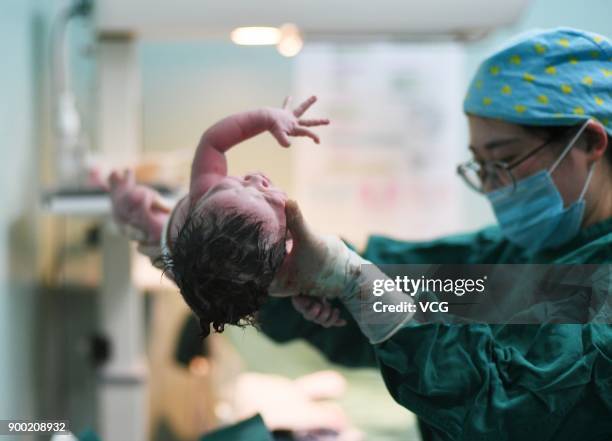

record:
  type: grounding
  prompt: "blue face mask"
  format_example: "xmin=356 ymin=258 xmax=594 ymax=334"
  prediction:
xmin=486 ymin=122 xmax=595 ymax=252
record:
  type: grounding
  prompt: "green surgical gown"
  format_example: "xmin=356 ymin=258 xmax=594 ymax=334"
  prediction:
xmin=256 ymin=218 xmax=612 ymax=440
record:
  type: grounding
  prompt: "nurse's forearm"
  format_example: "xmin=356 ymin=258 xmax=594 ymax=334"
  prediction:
xmin=340 ymin=249 xmax=415 ymax=344
xmin=312 ymin=236 xmax=415 ymax=344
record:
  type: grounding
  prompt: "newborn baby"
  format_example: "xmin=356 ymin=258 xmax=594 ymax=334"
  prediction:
xmin=109 ymin=97 xmax=328 ymax=336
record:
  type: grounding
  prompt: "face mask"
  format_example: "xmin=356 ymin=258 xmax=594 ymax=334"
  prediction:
xmin=486 ymin=121 xmax=595 ymax=252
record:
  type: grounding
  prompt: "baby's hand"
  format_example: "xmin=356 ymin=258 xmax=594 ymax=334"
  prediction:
xmin=268 ymin=95 xmax=329 ymax=147
xmin=107 ymin=169 xmax=171 ymax=244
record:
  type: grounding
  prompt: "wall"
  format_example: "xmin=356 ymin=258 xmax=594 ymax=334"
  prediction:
xmin=1 ymin=0 xmax=97 ymax=429
xmin=0 ymin=0 xmax=49 ymax=429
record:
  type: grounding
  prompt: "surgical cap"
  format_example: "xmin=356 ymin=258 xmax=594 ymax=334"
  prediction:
xmin=464 ymin=28 xmax=612 ymax=136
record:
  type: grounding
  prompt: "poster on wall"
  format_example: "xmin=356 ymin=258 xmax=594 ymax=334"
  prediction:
xmin=292 ymin=42 xmax=467 ymax=248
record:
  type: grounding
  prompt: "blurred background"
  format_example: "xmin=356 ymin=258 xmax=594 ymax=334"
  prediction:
xmin=1 ymin=0 xmax=610 ymax=440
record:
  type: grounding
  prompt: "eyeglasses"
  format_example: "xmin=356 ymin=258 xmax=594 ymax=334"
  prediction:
xmin=457 ymin=124 xmax=583 ymax=195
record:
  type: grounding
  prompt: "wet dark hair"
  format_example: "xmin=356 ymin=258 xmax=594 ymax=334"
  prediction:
xmin=165 ymin=209 xmax=286 ymax=338
xmin=519 ymin=122 xmax=612 ymax=165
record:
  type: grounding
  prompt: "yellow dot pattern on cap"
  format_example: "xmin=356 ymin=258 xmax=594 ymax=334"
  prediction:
xmin=534 ymin=43 xmax=547 ymax=54
xmin=523 ymin=73 xmax=536 ymax=82
xmin=515 ymin=104 xmax=527 ymax=113
xmin=558 ymin=38 xmax=570 ymax=47
xmin=537 ymin=95 xmax=549 ymax=104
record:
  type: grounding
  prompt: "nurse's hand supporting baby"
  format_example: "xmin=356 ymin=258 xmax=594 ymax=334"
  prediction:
xmin=269 ymin=200 xmax=353 ymax=298
xmin=271 ymin=200 xmax=414 ymax=343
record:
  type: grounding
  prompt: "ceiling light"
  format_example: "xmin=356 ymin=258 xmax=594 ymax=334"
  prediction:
xmin=277 ymin=23 xmax=303 ymax=57
xmin=230 ymin=26 xmax=281 ymax=45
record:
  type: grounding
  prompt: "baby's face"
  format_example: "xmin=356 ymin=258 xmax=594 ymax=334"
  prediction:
xmin=193 ymin=173 xmax=288 ymax=241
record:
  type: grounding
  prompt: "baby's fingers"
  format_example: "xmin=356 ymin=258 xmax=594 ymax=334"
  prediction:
xmin=123 ymin=169 xmax=135 ymax=186
xmin=108 ymin=168 xmax=134 ymax=190
xmin=271 ymin=128 xmax=291 ymax=147
xmin=108 ymin=170 xmax=122 ymax=189
xmin=291 ymin=127 xmax=320 ymax=144
xmin=298 ymin=118 xmax=329 ymax=127
xmin=293 ymin=95 xmax=317 ymax=117
xmin=282 ymin=95 xmax=292 ymax=110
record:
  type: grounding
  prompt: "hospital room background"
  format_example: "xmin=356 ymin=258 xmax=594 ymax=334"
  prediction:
xmin=1 ymin=0 xmax=610 ymax=440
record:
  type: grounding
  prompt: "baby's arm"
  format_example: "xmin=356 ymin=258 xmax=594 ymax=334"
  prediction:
xmin=107 ymin=169 xmax=171 ymax=244
xmin=190 ymin=96 xmax=328 ymax=198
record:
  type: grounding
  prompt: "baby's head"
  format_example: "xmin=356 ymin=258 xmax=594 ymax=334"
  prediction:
xmin=168 ymin=173 xmax=289 ymax=337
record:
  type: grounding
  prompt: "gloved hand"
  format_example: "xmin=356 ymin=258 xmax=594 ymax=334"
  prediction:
xmin=269 ymin=200 xmax=366 ymax=299
xmin=270 ymin=200 xmax=414 ymax=344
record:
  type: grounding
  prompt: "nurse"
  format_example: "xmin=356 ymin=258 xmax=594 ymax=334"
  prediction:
xmin=258 ymin=27 xmax=612 ymax=440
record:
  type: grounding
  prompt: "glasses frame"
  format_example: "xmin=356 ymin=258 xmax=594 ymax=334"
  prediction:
xmin=457 ymin=125 xmax=579 ymax=194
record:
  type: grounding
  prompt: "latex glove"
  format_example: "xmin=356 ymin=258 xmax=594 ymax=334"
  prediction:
xmin=269 ymin=200 xmax=364 ymax=299
xmin=271 ymin=200 xmax=414 ymax=344
xmin=267 ymin=96 xmax=330 ymax=147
